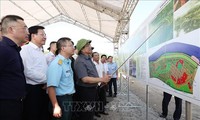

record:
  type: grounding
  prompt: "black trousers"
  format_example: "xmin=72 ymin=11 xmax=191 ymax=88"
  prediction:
xmin=108 ymin=78 xmax=117 ymax=96
xmin=76 ymin=86 xmax=97 ymax=120
xmin=50 ymin=95 xmax=73 ymax=120
xmin=95 ymin=86 xmax=100 ymax=114
xmin=0 ymin=99 xmax=23 ymax=120
xmin=95 ymin=86 xmax=106 ymax=113
xmin=72 ymin=87 xmax=79 ymax=120
xmin=23 ymin=84 xmax=50 ymax=120
xmin=162 ymin=92 xmax=182 ymax=119
xmin=98 ymin=85 xmax=107 ymax=111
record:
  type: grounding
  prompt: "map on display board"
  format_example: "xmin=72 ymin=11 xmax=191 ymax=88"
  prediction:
xmin=118 ymin=0 xmax=200 ymax=105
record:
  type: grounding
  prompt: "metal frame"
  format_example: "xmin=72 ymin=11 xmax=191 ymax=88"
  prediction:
xmin=43 ymin=0 xmax=139 ymax=52
xmin=38 ymin=14 xmax=113 ymax=42
xmin=5 ymin=0 xmax=139 ymax=53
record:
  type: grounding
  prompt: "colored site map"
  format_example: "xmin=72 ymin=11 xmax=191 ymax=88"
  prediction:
xmin=149 ymin=42 xmax=200 ymax=94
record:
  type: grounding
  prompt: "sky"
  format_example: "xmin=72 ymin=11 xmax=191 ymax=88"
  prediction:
xmin=44 ymin=22 xmax=114 ymax=55
xmin=129 ymin=0 xmax=163 ymax=34
xmin=44 ymin=0 xmax=163 ymax=55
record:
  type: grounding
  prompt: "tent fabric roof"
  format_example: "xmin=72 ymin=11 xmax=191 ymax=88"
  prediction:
xmin=0 ymin=0 xmax=138 ymax=43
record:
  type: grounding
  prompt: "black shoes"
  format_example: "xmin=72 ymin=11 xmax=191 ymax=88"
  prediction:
xmin=159 ymin=114 xmax=166 ymax=118
xmin=95 ymin=113 xmax=101 ymax=117
xmin=99 ymin=112 xmax=109 ymax=115
xmin=108 ymin=95 xmax=112 ymax=97
xmin=174 ymin=118 xmax=180 ymax=120
xmin=107 ymin=94 xmax=117 ymax=97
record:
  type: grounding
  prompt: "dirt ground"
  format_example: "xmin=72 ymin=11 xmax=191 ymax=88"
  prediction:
xmin=96 ymin=77 xmax=200 ymax=120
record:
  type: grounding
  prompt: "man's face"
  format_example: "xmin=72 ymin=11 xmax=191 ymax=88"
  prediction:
xmin=32 ymin=29 xmax=46 ymax=47
xmin=74 ymin=49 xmax=78 ymax=55
xmin=82 ymin=43 xmax=92 ymax=55
xmin=51 ymin=43 xmax=57 ymax=52
xmin=11 ymin=20 xmax=29 ymax=43
xmin=93 ymin=53 xmax=99 ymax=62
xmin=108 ymin=57 xmax=113 ymax=62
xmin=63 ymin=41 xmax=75 ymax=56
xmin=101 ymin=56 xmax=107 ymax=63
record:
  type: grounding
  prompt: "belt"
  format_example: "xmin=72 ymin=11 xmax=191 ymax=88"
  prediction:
xmin=57 ymin=94 xmax=73 ymax=97
xmin=27 ymin=83 xmax=46 ymax=88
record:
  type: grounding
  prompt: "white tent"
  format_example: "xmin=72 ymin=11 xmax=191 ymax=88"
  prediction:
xmin=0 ymin=0 xmax=138 ymax=48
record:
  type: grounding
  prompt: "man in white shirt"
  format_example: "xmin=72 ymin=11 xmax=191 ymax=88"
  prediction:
xmin=92 ymin=52 xmax=109 ymax=116
xmin=20 ymin=25 xmax=49 ymax=120
xmin=45 ymin=41 xmax=57 ymax=65
xmin=92 ymin=52 xmax=104 ymax=78
xmin=100 ymin=54 xmax=109 ymax=76
xmin=100 ymin=54 xmax=109 ymax=91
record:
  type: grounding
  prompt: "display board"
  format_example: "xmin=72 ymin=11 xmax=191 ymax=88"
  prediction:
xmin=118 ymin=0 xmax=200 ymax=105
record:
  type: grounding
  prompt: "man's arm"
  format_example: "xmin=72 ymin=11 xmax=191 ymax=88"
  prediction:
xmin=81 ymin=75 xmax=111 ymax=84
xmin=0 ymin=47 xmax=7 ymax=71
xmin=48 ymin=87 xmax=62 ymax=118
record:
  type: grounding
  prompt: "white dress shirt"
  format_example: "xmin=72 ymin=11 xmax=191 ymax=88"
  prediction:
xmin=45 ymin=51 xmax=55 ymax=65
xmin=20 ymin=42 xmax=48 ymax=85
xmin=93 ymin=61 xmax=104 ymax=78
xmin=93 ymin=60 xmax=105 ymax=86
xmin=102 ymin=62 xmax=108 ymax=75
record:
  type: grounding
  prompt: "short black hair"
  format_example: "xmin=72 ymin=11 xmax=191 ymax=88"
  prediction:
xmin=108 ymin=56 xmax=113 ymax=59
xmin=101 ymin=54 xmax=107 ymax=58
xmin=92 ymin=52 xmax=98 ymax=57
xmin=55 ymin=37 xmax=72 ymax=55
xmin=47 ymin=41 xmax=57 ymax=50
xmin=1 ymin=15 xmax=24 ymax=34
xmin=28 ymin=25 xmax=45 ymax=41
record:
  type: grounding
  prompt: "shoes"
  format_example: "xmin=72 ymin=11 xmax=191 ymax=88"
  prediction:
xmin=107 ymin=95 xmax=112 ymax=97
xmin=159 ymin=114 xmax=166 ymax=118
xmin=174 ymin=118 xmax=180 ymax=120
xmin=113 ymin=94 xmax=117 ymax=97
xmin=99 ymin=112 xmax=109 ymax=115
xmin=106 ymin=101 xmax=109 ymax=103
xmin=95 ymin=113 xmax=101 ymax=117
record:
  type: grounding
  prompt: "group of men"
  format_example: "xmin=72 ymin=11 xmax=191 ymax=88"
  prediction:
xmin=0 ymin=14 xmax=183 ymax=120
xmin=0 ymin=15 xmax=119 ymax=120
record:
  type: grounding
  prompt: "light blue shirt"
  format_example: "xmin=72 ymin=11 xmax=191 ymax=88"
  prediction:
xmin=107 ymin=62 xmax=118 ymax=78
xmin=47 ymin=54 xmax=75 ymax=95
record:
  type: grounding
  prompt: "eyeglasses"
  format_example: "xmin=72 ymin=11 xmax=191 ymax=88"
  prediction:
xmin=64 ymin=45 xmax=75 ymax=48
xmin=37 ymin=33 xmax=46 ymax=37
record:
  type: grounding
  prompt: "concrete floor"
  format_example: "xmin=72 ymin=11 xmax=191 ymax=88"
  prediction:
xmin=96 ymin=78 xmax=200 ymax=120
